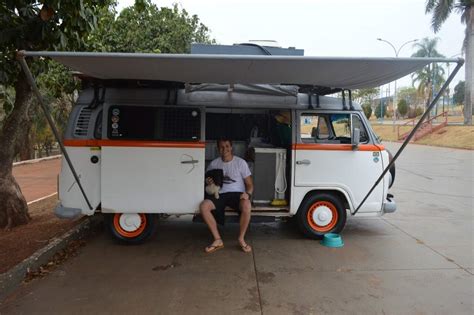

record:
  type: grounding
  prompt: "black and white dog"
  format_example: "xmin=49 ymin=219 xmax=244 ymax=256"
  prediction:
xmin=205 ymin=169 xmax=224 ymax=199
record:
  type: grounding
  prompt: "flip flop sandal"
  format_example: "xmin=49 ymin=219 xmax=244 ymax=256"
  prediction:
xmin=205 ymin=242 xmax=224 ymax=253
xmin=239 ymin=242 xmax=252 ymax=253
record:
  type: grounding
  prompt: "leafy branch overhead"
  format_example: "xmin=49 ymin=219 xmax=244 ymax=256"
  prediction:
xmin=0 ymin=0 xmax=110 ymax=86
xmin=0 ymin=0 xmax=215 ymax=228
xmin=87 ymin=0 xmax=215 ymax=53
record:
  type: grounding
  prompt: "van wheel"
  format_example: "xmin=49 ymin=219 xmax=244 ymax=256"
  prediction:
xmin=106 ymin=213 xmax=156 ymax=244
xmin=297 ymin=193 xmax=346 ymax=239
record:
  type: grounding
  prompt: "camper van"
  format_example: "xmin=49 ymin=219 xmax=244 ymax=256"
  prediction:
xmin=56 ymin=81 xmax=395 ymax=243
xmin=19 ymin=51 xmax=461 ymax=244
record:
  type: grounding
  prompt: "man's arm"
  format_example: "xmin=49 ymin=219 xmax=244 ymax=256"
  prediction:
xmin=240 ymin=176 xmax=254 ymax=200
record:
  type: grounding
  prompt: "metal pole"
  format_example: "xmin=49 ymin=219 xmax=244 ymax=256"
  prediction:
xmin=17 ymin=52 xmax=93 ymax=211
xmin=446 ymin=53 xmax=462 ymax=114
xmin=379 ymin=88 xmax=383 ymax=122
xmin=393 ymin=80 xmax=397 ymax=131
xmin=353 ymin=58 xmax=464 ymax=215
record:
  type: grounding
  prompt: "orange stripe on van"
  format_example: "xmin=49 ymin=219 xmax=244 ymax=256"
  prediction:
xmin=63 ymin=139 xmax=205 ymax=148
xmin=293 ymin=143 xmax=384 ymax=151
xmin=63 ymin=139 xmax=100 ymax=147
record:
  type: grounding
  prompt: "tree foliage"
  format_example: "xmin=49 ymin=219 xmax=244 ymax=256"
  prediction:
xmin=1 ymin=0 xmax=110 ymax=85
xmin=397 ymin=99 xmax=409 ymax=117
xmin=353 ymin=88 xmax=378 ymax=120
xmin=352 ymin=88 xmax=379 ymax=105
xmin=0 ymin=0 xmax=111 ymax=229
xmin=374 ymin=103 xmax=387 ymax=119
xmin=87 ymin=0 xmax=215 ymax=53
xmin=0 ymin=0 xmax=215 ymax=228
xmin=398 ymin=87 xmax=419 ymax=106
xmin=453 ymin=80 xmax=465 ymax=105
xmin=361 ymin=103 xmax=372 ymax=119
xmin=425 ymin=0 xmax=472 ymax=125
xmin=411 ymin=38 xmax=446 ymax=108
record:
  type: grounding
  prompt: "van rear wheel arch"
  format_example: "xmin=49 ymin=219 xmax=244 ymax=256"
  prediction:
xmin=297 ymin=191 xmax=347 ymax=239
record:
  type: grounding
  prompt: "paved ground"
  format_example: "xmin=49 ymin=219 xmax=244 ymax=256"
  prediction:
xmin=1 ymin=143 xmax=472 ymax=314
xmin=13 ymin=158 xmax=61 ymax=202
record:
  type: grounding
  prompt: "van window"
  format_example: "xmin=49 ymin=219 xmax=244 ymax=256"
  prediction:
xmin=108 ymin=106 xmax=201 ymax=141
xmin=300 ymin=114 xmax=330 ymax=143
xmin=331 ymin=114 xmax=351 ymax=138
xmin=300 ymin=113 xmax=368 ymax=144
xmin=352 ymin=114 xmax=369 ymax=143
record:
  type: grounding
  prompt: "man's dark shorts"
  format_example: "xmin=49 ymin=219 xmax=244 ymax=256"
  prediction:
xmin=205 ymin=192 xmax=242 ymax=225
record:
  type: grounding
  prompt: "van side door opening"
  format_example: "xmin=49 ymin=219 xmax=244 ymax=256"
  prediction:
xmin=204 ymin=109 xmax=292 ymax=213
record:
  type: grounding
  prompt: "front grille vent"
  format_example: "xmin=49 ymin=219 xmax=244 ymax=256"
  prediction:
xmin=74 ymin=107 xmax=92 ymax=137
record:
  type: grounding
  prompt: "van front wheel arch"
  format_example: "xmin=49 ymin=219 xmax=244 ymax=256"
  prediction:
xmin=297 ymin=193 xmax=347 ymax=239
xmin=106 ymin=213 xmax=157 ymax=244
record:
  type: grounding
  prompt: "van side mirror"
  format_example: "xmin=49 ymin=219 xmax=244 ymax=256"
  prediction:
xmin=352 ymin=127 xmax=360 ymax=150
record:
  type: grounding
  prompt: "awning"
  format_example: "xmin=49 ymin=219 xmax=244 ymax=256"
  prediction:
xmin=21 ymin=51 xmax=460 ymax=90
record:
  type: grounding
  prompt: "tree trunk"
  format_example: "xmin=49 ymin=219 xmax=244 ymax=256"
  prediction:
xmin=464 ymin=6 xmax=473 ymax=125
xmin=0 ymin=70 xmax=33 ymax=228
xmin=0 ymin=174 xmax=30 ymax=229
xmin=18 ymin=122 xmax=33 ymax=161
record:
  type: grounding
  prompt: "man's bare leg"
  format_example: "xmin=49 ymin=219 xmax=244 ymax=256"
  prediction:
xmin=238 ymin=199 xmax=252 ymax=252
xmin=200 ymin=200 xmax=223 ymax=251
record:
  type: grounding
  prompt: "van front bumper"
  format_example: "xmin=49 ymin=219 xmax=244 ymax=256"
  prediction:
xmin=382 ymin=194 xmax=397 ymax=213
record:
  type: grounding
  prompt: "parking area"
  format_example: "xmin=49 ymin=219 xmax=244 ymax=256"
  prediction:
xmin=1 ymin=143 xmax=472 ymax=314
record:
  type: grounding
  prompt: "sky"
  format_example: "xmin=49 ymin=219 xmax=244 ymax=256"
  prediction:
xmin=117 ymin=0 xmax=466 ymax=93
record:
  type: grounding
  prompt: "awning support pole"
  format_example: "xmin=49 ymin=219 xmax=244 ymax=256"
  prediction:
xmin=17 ymin=52 xmax=93 ymax=211
xmin=353 ymin=58 xmax=464 ymax=215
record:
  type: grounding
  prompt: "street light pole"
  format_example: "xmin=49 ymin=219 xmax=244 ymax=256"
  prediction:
xmin=377 ymin=38 xmax=418 ymax=129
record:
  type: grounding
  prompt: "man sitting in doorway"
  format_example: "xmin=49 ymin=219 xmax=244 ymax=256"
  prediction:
xmin=200 ymin=138 xmax=254 ymax=253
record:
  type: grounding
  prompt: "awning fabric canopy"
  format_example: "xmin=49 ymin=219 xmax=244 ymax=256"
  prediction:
xmin=23 ymin=51 xmax=458 ymax=90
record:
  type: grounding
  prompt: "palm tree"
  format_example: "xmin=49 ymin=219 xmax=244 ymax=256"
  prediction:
xmin=426 ymin=0 xmax=472 ymax=125
xmin=411 ymin=38 xmax=446 ymax=116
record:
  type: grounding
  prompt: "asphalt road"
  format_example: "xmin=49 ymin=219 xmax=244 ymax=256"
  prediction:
xmin=1 ymin=143 xmax=473 ymax=314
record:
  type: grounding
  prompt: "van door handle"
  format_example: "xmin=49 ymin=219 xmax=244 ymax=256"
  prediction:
xmin=181 ymin=160 xmax=199 ymax=164
xmin=296 ymin=160 xmax=311 ymax=165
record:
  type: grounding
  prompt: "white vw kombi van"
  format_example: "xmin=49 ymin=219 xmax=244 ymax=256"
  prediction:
xmin=19 ymin=52 xmax=460 ymax=244
xmin=56 ymin=82 xmax=395 ymax=243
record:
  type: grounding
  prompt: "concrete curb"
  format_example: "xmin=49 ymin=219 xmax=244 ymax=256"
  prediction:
xmin=27 ymin=193 xmax=58 ymax=206
xmin=0 ymin=215 xmax=103 ymax=302
xmin=13 ymin=155 xmax=61 ymax=167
